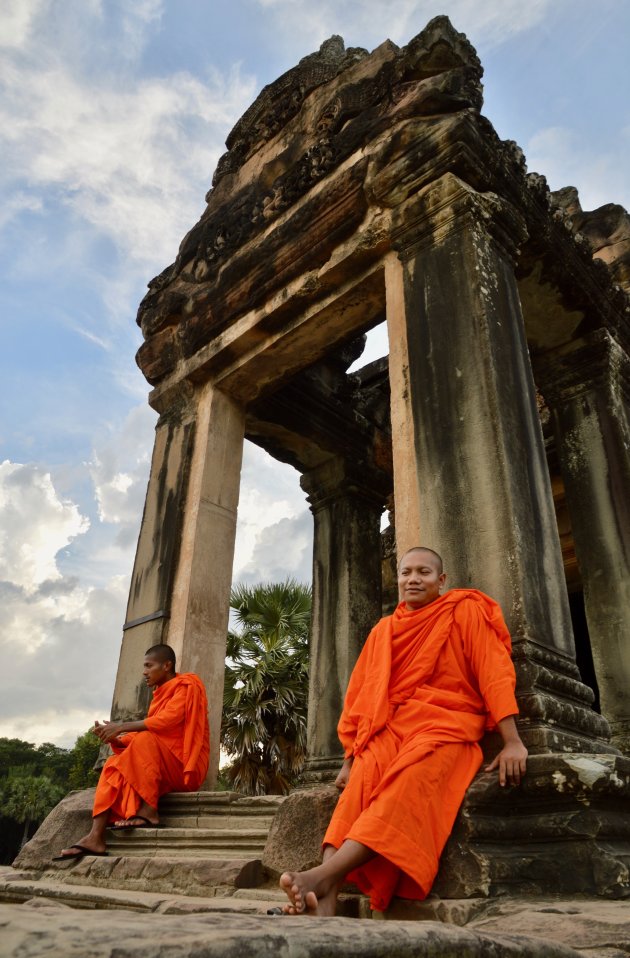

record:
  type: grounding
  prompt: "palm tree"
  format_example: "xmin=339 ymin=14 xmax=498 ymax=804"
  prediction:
xmin=2 ymin=774 xmax=65 ymax=848
xmin=221 ymin=579 xmax=311 ymax=795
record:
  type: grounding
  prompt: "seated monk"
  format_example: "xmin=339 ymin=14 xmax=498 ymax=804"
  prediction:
xmin=54 ymin=644 xmax=209 ymax=861
xmin=279 ymin=547 xmax=527 ymax=916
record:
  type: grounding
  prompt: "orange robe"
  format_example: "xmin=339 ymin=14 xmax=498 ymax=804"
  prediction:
xmin=92 ymin=673 xmax=210 ymax=822
xmin=324 ymin=589 xmax=518 ymax=911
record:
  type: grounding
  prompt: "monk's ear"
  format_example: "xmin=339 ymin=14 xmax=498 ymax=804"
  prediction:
xmin=439 ymin=572 xmax=447 ymax=590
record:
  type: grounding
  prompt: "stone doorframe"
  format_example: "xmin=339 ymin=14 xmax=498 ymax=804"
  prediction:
xmin=110 ymin=19 xmax=629 ymax=785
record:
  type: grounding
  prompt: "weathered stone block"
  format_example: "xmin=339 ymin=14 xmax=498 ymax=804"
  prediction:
xmin=0 ymin=903 xmax=585 ymax=957
xmin=261 ymin=786 xmax=339 ymax=877
xmin=13 ymin=788 xmax=95 ymax=870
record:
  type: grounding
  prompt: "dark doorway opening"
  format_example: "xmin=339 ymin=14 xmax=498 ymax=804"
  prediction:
xmin=569 ymin=590 xmax=600 ymax=713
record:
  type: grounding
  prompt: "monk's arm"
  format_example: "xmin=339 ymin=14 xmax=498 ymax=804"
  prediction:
xmin=484 ymin=715 xmax=528 ymax=786
xmin=93 ymin=719 xmax=147 ymax=744
xmin=334 ymin=756 xmax=354 ymax=791
xmin=93 ymin=687 xmax=188 ymax=744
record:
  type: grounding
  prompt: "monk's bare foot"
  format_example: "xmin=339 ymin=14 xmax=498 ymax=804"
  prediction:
xmin=112 ymin=800 xmax=159 ymax=828
xmin=111 ymin=815 xmax=159 ymax=828
xmin=279 ymin=869 xmax=337 ymax=917
xmin=59 ymin=833 xmax=106 ymax=856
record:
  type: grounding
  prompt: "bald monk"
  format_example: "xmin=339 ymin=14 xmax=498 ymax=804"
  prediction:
xmin=279 ymin=547 xmax=527 ymax=916
xmin=54 ymin=644 xmax=209 ymax=861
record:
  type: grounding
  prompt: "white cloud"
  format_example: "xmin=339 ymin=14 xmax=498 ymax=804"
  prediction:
xmin=0 ymin=461 xmax=89 ymax=593
xmin=237 ymin=513 xmax=313 ymax=585
xmin=233 ymin=442 xmax=311 ymax=580
xmin=0 ymin=459 xmax=126 ymax=745
xmin=253 ymin=0 xmax=556 ymax=52
xmin=0 ymin=1 xmax=256 ymax=285
xmin=525 ymin=125 xmax=630 ymax=213
xmin=0 ymin=62 xmax=255 ymax=271
xmin=0 ymin=0 xmax=49 ymax=49
xmin=0 ymin=575 xmax=127 ymax=746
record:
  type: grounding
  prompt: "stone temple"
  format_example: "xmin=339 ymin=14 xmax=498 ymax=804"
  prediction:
xmin=8 ymin=16 xmax=630 ymax=933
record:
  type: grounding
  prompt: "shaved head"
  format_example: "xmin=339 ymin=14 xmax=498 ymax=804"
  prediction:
xmin=145 ymin=644 xmax=176 ymax=671
xmin=398 ymin=547 xmax=443 ymax=574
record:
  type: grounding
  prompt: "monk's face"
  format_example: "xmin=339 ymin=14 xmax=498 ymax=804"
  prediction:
xmin=398 ymin=550 xmax=446 ymax=610
xmin=143 ymin=655 xmax=171 ymax=689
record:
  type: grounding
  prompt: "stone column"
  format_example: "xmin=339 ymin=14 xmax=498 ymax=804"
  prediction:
xmin=385 ymin=172 xmax=610 ymax=752
xmin=300 ymin=457 xmax=388 ymax=783
xmin=536 ymin=331 xmax=630 ymax=753
xmin=111 ymin=382 xmax=245 ymax=785
xmin=111 ymin=386 xmax=197 ymax=723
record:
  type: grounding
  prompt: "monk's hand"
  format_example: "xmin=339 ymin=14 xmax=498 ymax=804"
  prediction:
xmin=93 ymin=721 xmax=124 ymax=744
xmin=485 ymin=740 xmax=528 ymax=787
xmin=334 ymin=757 xmax=353 ymax=791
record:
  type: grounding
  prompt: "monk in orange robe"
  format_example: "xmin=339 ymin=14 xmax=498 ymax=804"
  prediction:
xmin=54 ymin=644 xmax=209 ymax=861
xmin=279 ymin=547 xmax=527 ymax=915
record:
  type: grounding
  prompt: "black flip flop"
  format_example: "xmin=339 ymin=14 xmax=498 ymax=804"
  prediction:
xmin=52 ymin=844 xmax=108 ymax=862
xmin=108 ymin=815 xmax=162 ymax=830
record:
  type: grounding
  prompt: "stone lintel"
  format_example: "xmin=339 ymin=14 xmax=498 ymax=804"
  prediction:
xmin=535 ymin=329 xmax=630 ymax=407
xmin=148 ymin=257 xmax=388 ymax=409
xmin=300 ymin=455 xmax=390 ymax=512
xmin=389 ymin=171 xmax=528 ymax=264
xmin=245 ymin=360 xmax=392 ymax=476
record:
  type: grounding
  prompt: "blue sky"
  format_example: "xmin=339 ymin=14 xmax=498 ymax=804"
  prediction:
xmin=1 ymin=0 xmax=629 ymax=748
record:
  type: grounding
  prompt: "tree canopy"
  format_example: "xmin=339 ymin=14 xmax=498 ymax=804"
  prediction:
xmin=0 ymin=730 xmax=100 ymax=863
xmin=221 ymin=579 xmax=311 ymax=795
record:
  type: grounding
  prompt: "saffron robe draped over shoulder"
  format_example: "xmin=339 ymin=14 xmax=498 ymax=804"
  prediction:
xmin=92 ymin=673 xmax=210 ymax=822
xmin=324 ymin=589 xmax=518 ymax=911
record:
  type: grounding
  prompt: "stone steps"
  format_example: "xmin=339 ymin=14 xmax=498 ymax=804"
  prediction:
xmin=12 ymin=791 xmax=290 ymax=901
xmin=101 ymin=791 xmax=286 ymax=862
xmin=106 ymin=826 xmax=271 ymax=859
xmin=0 ymin=866 xmax=277 ymax=915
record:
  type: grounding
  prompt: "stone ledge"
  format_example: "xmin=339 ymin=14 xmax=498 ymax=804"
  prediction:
xmin=0 ymin=901 xmax=583 ymax=957
xmin=21 ymin=854 xmax=264 ymax=899
xmin=0 ymin=868 xmax=270 ymax=915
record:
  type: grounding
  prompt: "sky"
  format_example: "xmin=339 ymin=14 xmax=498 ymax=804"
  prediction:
xmin=1 ymin=0 xmax=629 ymax=749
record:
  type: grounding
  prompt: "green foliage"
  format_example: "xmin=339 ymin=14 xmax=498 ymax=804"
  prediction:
xmin=67 ymin=731 xmax=101 ymax=790
xmin=0 ymin=738 xmax=72 ymax=787
xmin=0 ymin=731 xmax=100 ymax=861
xmin=221 ymin=579 xmax=310 ymax=796
xmin=0 ymin=774 xmax=65 ymax=847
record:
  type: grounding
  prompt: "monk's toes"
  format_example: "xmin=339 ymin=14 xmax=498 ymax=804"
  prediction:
xmin=304 ymin=891 xmax=319 ymax=914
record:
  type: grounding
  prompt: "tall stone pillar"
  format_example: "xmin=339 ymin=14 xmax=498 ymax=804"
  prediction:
xmin=385 ymin=172 xmax=609 ymax=752
xmin=536 ymin=331 xmax=630 ymax=753
xmin=111 ymin=387 xmax=197 ymax=723
xmin=300 ymin=457 xmax=388 ymax=783
xmin=111 ymin=382 xmax=245 ymax=784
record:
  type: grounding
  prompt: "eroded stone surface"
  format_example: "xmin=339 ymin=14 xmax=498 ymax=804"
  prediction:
xmin=14 ymin=788 xmax=95 ymax=871
xmin=0 ymin=901 xmax=583 ymax=958
xmin=261 ymin=786 xmax=339 ymax=876
xmin=435 ymin=753 xmax=630 ymax=900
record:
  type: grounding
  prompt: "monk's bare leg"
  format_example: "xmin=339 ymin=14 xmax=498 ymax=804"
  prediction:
xmin=59 ymin=810 xmax=109 ymax=856
xmin=280 ymin=839 xmax=374 ymax=916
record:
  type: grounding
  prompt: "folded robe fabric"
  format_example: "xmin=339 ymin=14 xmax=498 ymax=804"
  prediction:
xmin=325 ymin=589 xmax=518 ymax=911
xmin=93 ymin=673 xmax=210 ymax=821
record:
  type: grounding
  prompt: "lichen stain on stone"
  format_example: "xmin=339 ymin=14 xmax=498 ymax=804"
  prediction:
xmin=609 ymin=770 xmax=625 ymax=788
xmin=564 ymin=756 xmax=608 ymax=788
xmin=552 ymin=771 xmax=567 ymax=792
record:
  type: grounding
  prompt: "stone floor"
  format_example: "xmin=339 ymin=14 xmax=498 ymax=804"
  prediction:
xmin=1 ymin=866 xmax=629 ymax=957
